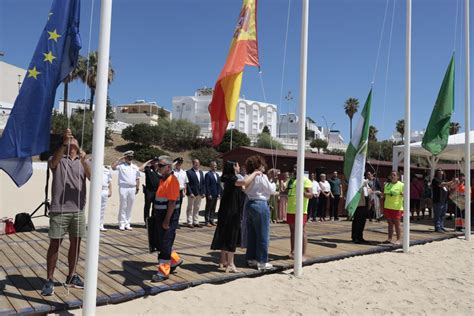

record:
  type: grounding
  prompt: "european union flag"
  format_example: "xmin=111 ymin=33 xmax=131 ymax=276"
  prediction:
xmin=0 ymin=0 xmax=81 ymax=187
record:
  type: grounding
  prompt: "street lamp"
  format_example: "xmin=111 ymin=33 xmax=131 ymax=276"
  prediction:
xmin=179 ymin=102 xmax=185 ymax=120
xmin=17 ymin=75 xmax=22 ymax=92
xmin=321 ymin=115 xmax=335 ymax=146
xmin=284 ymin=90 xmax=293 ymax=139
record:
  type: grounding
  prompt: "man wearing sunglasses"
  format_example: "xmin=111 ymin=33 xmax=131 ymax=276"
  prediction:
xmin=152 ymin=156 xmax=183 ymax=282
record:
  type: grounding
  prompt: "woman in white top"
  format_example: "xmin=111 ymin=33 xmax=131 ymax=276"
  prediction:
xmin=244 ymin=155 xmax=276 ymax=271
xmin=318 ymin=173 xmax=331 ymax=221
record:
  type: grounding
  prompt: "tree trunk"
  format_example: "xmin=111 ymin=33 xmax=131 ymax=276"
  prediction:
xmin=64 ymin=83 xmax=69 ymax=117
xmin=349 ymin=118 xmax=353 ymax=140
xmin=89 ymin=88 xmax=95 ymax=111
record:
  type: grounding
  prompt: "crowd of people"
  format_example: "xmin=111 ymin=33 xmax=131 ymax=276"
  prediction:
xmin=40 ymin=128 xmax=471 ymax=294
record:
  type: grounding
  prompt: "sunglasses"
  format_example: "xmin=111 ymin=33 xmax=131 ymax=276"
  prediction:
xmin=157 ymin=163 xmax=170 ymax=168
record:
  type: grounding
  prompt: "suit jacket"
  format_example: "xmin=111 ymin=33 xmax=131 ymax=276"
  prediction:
xmin=186 ymin=168 xmax=205 ymax=196
xmin=205 ymin=171 xmax=222 ymax=197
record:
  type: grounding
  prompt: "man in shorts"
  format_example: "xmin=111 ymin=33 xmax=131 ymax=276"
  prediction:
xmin=41 ymin=129 xmax=91 ymax=296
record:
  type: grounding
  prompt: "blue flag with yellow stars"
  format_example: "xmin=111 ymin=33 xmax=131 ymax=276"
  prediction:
xmin=0 ymin=0 xmax=81 ymax=187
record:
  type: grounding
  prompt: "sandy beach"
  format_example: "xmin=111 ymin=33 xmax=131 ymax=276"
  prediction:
xmin=65 ymin=237 xmax=473 ymax=316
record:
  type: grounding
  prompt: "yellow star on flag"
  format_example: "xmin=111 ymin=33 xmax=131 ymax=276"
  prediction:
xmin=47 ymin=29 xmax=61 ymax=42
xmin=43 ymin=51 xmax=56 ymax=64
xmin=28 ymin=67 xmax=41 ymax=79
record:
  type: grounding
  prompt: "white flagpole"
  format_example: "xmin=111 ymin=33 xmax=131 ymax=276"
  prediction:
xmin=464 ymin=0 xmax=471 ymax=241
xmin=403 ymin=0 xmax=412 ymax=253
xmin=83 ymin=0 xmax=113 ymax=314
xmin=294 ymin=0 xmax=309 ymax=277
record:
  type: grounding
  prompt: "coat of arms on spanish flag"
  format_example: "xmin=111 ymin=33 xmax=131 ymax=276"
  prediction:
xmin=208 ymin=0 xmax=260 ymax=146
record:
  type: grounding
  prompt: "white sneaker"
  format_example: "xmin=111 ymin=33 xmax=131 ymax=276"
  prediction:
xmin=247 ymin=260 xmax=258 ymax=268
xmin=119 ymin=225 xmax=125 ymax=231
xmin=257 ymin=262 xmax=273 ymax=271
xmin=125 ymin=224 xmax=133 ymax=231
xmin=100 ymin=225 xmax=108 ymax=232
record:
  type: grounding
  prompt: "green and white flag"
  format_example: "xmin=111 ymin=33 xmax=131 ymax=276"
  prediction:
xmin=344 ymin=89 xmax=372 ymax=217
xmin=422 ymin=55 xmax=455 ymax=156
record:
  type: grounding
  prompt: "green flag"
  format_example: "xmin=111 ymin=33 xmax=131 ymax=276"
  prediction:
xmin=422 ymin=56 xmax=455 ymax=155
xmin=344 ymin=89 xmax=372 ymax=217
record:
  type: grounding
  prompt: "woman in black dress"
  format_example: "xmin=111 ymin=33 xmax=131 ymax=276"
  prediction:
xmin=211 ymin=160 xmax=260 ymax=273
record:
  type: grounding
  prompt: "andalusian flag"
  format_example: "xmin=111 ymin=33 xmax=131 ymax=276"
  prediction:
xmin=344 ymin=90 xmax=372 ymax=217
xmin=422 ymin=56 xmax=455 ymax=156
xmin=208 ymin=0 xmax=259 ymax=146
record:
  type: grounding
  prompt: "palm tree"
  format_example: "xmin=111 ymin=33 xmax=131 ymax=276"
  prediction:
xmin=396 ymin=119 xmax=405 ymax=143
xmin=449 ymin=121 xmax=461 ymax=135
xmin=344 ymin=97 xmax=359 ymax=139
xmin=62 ymin=55 xmax=86 ymax=116
xmin=369 ymin=125 xmax=378 ymax=142
xmin=79 ymin=51 xmax=115 ymax=111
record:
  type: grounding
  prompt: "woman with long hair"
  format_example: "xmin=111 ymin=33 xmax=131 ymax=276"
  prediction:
xmin=211 ymin=161 xmax=260 ymax=272
xmin=244 ymin=155 xmax=276 ymax=271
xmin=383 ymin=170 xmax=404 ymax=244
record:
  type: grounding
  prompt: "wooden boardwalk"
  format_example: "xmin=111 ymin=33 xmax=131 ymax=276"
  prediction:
xmin=0 ymin=219 xmax=462 ymax=315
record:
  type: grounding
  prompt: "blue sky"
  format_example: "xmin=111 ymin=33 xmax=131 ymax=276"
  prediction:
xmin=0 ymin=0 xmax=473 ymax=141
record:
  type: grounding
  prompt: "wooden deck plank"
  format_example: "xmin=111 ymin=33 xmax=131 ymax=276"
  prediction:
xmin=0 ymin=219 xmax=463 ymax=315
xmin=2 ymin=243 xmax=58 ymax=313
xmin=20 ymin=233 xmax=95 ymax=307
xmin=0 ymin=265 xmax=35 ymax=315
xmin=0 ymin=257 xmax=22 ymax=315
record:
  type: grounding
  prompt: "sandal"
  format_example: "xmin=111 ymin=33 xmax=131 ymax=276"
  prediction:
xmin=218 ymin=263 xmax=227 ymax=271
xmin=225 ymin=264 xmax=240 ymax=273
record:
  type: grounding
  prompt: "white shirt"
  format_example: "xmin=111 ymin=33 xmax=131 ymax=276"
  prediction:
xmin=193 ymin=168 xmax=201 ymax=183
xmin=319 ymin=180 xmax=330 ymax=192
xmin=312 ymin=180 xmax=321 ymax=196
xmin=174 ymin=168 xmax=189 ymax=190
xmin=102 ymin=167 xmax=112 ymax=191
xmin=117 ymin=163 xmax=140 ymax=187
xmin=244 ymin=174 xmax=276 ymax=201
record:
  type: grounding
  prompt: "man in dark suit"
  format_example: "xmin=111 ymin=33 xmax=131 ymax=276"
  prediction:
xmin=186 ymin=159 xmax=205 ymax=228
xmin=204 ymin=161 xmax=222 ymax=226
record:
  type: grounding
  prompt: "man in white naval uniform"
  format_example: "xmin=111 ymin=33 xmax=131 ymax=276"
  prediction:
xmin=100 ymin=166 xmax=112 ymax=231
xmin=112 ymin=150 xmax=140 ymax=230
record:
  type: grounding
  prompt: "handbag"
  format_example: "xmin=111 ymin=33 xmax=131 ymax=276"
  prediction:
xmin=14 ymin=212 xmax=36 ymax=232
xmin=5 ymin=218 xmax=16 ymax=235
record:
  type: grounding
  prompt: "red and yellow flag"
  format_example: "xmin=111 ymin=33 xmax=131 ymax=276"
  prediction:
xmin=208 ymin=0 xmax=259 ymax=146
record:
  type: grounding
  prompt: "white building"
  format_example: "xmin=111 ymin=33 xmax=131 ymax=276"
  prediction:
xmin=114 ymin=100 xmax=171 ymax=126
xmin=391 ymin=130 xmax=425 ymax=143
xmin=0 ymin=61 xmax=25 ymax=129
xmin=172 ymin=88 xmax=278 ymax=138
xmin=277 ymin=115 xmax=325 ymax=140
xmin=57 ymin=99 xmax=95 ymax=117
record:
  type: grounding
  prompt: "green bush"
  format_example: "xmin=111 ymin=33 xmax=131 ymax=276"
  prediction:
xmin=133 ymin=146 xmax=169 ymax=162
xmin=160 ymin=119 xmax=201 ymax=151
xmin=190 ymin=147 xmax=221 ymax=167
xmin=255 ymin=133 xmax=284 ymax=150
xmin=217 ymin=129 xmax=251 ymax=152
xmin=324 ymin=148 xmax=345 ymax=156
xmin=51 ymin=110 xmax=112 ymax=153
xmin=121 ymin=119 xmax=200 ymax=151
xmin=368 ymin=140 xmax=394 ymax=161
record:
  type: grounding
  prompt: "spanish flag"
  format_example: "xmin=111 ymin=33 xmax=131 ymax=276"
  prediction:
xmin=209 ymin=0 xmax=260 ymax=146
